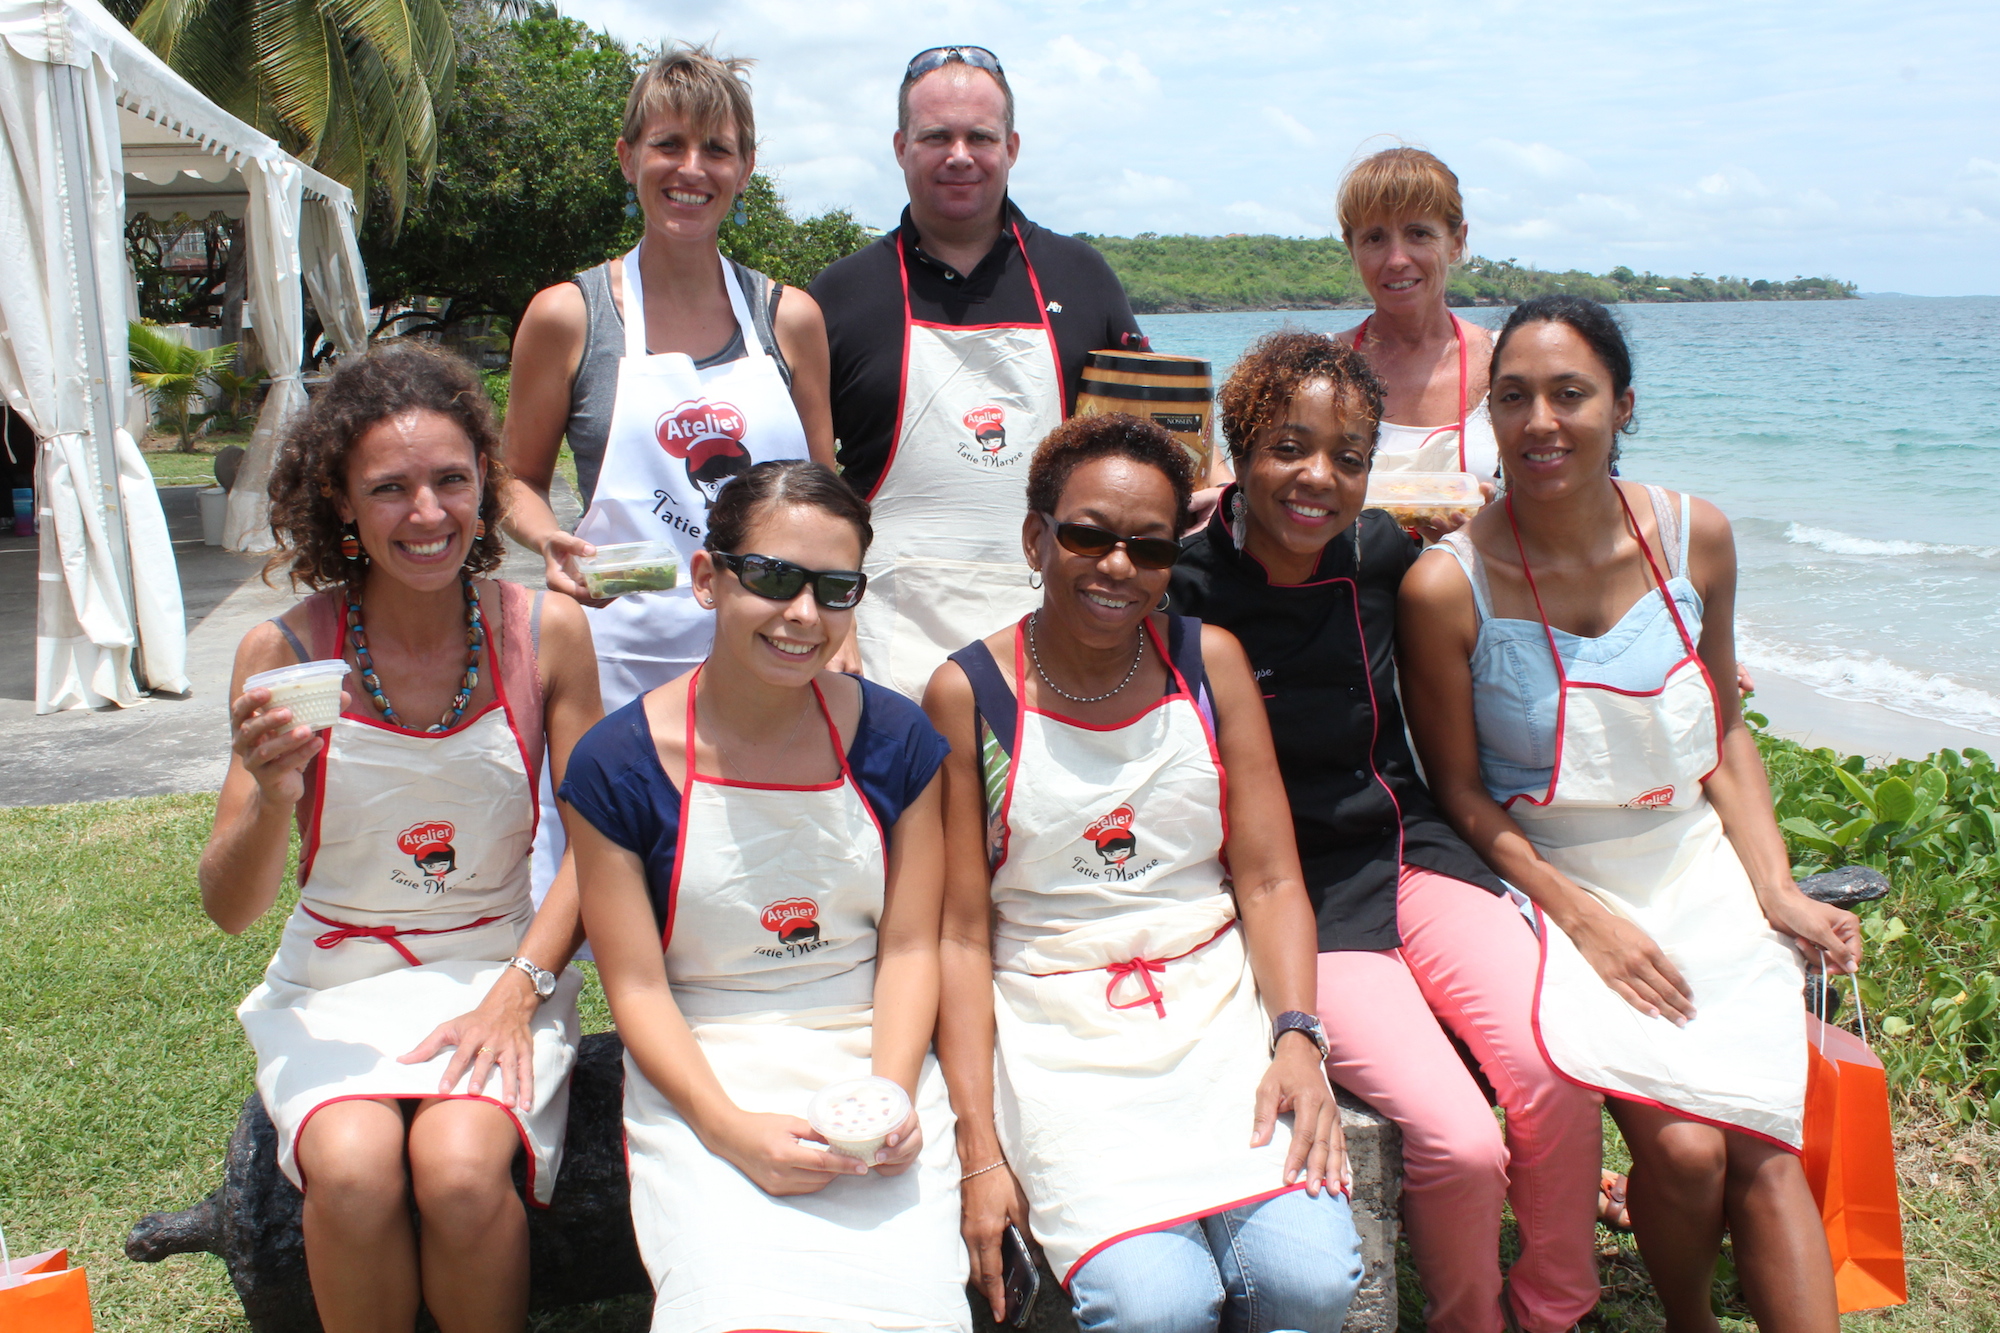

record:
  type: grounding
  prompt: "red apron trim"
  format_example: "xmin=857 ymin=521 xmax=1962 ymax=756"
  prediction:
xmin=302 ymin=905 xmax=507 ymax=967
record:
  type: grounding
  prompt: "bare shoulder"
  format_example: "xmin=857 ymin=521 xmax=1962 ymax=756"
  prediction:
xmin=921 ymin=655 xmax=975 ymax=735
xmin=514 ymin=281 xmax=588 ymax=360
xmin=1196 ymin=621 xmax=1249 ymax=674
xmin=773 ymin=283 xmax=826 ymax=338
xmin=232 ymin=615 xmax=305 ymax=693
xmin=533 ymin=584 xmax=592 ymax=649
xmin=1683 ymin=494 xmax=1738 ymax=582
xmin=1399 ymin=541 xmax=1475 ymax=609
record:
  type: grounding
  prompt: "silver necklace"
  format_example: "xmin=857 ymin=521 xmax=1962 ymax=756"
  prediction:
xmin=696 ymin=687 xmax=814 ymax=782
xmin=1026 ymin=611 xmax=1145 ymax=705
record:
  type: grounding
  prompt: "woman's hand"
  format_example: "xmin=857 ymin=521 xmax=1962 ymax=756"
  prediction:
xmin=870 ymin=1106 xmax=924 ymax=1176
xmin=399 ymin=970 xmax=540 ymax=1110
xmin=706 ymin=1111 xmax=869 ymax=1197
xmin=1757 ymin=887 xmax=1861 ymax=975
xmin=1565 ymin=906 xmax=1697 ymax=1025
xmin=229 ymin=686 xmax=335 ymax=807
xmin=961 ymin=1160 xmax=1033 ymax=1321
xmin=1253 ymin=1035 xmax=1347 ymax=1195
xmin=543 ymin=530 xmax=609 ymax=607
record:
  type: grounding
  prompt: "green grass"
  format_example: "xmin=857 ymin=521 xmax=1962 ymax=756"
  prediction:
xmin=140 ymin=432 xmax=252 ymax=488
xmin=3 ymin=794 xmax=1993 ymax=1331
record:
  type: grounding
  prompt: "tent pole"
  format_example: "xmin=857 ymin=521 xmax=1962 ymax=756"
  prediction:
xmin=51 ymin=60 xmax=144 ymax=692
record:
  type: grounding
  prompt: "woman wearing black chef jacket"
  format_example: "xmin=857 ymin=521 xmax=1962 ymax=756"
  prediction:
xmin=1168 ymin=331 xmax=1602 ymax=1333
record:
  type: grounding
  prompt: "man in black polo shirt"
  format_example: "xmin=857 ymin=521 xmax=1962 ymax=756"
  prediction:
xmin=809 ymin=45 xmax=1147 ymax=698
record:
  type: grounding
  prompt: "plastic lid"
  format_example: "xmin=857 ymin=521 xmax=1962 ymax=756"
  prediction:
xmin=244 ymin=658 xmax=351 ymax=691
xmin=578 ymin=539 xmax=681 ymax=568
xmin=805 ymin=1075 xmax=911 ymax=1140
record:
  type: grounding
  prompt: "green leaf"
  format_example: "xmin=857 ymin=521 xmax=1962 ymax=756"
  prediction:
xmin=1880 ymin=1015 xmax=1912 ymax=1037
xmin=1832 ymin=764 xmax=1878 ymax=817
xmin=1832 ymin=815 xmax=1874 ymax=848
xmin=1873 ymin=776 xmax=1917 ymax=824
xmin=1911 ymin=767 xmax=1949 ymax=825
xmin=1778 ymin=817 xmax=1842 ymax=855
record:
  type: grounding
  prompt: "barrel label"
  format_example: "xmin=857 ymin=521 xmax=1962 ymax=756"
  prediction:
xmin=1151 ymin=413 xmax=1202 ymax=434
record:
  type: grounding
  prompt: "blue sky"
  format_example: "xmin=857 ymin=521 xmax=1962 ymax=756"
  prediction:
xmin=559 ymin=0 xmax=2000 ymax=295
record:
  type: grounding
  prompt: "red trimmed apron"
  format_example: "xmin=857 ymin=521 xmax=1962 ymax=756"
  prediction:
xmin=987 ymin=620 xmax=1303 ymax=1284
xmin=1510 ymin=487 xmax=1807 ymax=1148
xmin=853 ymin=224 xmax=1062 ymax=699
xmin=238 ymin=617 xmax=581 ymax=1204
xmin=621 ymin=669 xmax=969 ymax=1331
xmin=1355 ymin=312 xmax=1499 ymax=479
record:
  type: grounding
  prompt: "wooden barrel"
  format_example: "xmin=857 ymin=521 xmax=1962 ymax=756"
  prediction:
xmin=1074 ymin=351 xmax=1215 ymax=478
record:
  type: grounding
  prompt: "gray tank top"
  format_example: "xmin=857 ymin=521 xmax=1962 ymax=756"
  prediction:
xmin=565 ymin=257 xmax=790 ymax=505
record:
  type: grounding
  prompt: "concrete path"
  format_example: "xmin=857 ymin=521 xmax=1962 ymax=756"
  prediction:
xmin=0 ymin=482 xmax=570 ymax=808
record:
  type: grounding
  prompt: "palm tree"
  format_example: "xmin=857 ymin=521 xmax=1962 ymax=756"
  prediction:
xmin=120 ymin=0 xmax=457 ymax=231
xmin=129 ymin=323 xmax=239 ymax=453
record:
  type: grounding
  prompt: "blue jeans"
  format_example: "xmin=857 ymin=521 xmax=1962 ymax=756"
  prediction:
xmin=1068 ymin=1188 xmax=1364 ymax=1333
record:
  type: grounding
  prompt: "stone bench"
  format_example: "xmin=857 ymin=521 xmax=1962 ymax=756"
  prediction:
xmin=127 ymin=1033 xmax=1404 ymax=1332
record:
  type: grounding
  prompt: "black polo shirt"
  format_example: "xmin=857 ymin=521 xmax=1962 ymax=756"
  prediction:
xmin=808 ymin=200 xmax=1147 ymax=497
xmin=1168 ymin=494 xmax=1505 ymax=952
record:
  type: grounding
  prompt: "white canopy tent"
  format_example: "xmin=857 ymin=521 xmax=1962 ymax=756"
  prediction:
xmin=0 ymin=0 xmax=369 ymax=713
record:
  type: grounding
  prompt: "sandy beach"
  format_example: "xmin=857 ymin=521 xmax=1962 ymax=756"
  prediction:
xmin=1751 ymin=668 xmax=1999 ymax=764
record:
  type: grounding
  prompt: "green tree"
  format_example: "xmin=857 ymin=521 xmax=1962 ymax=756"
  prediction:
xmin=120 ymin=0 xmax=457 ymax=230
xmin=715 ymin=173 xmax=871 ymax=293
xmin=128 ymin=322 xmax=237 ymax=452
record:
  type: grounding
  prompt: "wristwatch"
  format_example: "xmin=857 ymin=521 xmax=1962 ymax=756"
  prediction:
xmin=507 ymin=955 xmax=558 ymax=1000
xmin=1271 ymin=1010 xmax=1330 ymax=1061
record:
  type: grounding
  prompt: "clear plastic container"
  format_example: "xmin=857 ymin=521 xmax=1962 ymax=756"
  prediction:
xmin=243 ymin=659 xmax=350 ymax=731
xmin=1364 ymin=471 xmax=1485 ymax=527
xmin=577 ymin=540 xmax=681 ymax=599
xmin=807 ymin=1075 xmax=912 ymax=1163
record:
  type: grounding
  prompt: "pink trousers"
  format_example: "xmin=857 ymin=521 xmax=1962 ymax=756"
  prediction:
xmin=1318 ymin=868 xmax=1602 ymax=1333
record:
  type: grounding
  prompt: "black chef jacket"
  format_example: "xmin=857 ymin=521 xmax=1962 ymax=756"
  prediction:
xmin=1168 ymin=493 xmax=1505 ymax=952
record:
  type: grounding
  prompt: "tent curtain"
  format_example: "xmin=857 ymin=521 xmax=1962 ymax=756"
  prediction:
xmin=222 ymin=155 xmax=304 ymax=552
xmin=301 ymin=191 xmax=369 ymax=356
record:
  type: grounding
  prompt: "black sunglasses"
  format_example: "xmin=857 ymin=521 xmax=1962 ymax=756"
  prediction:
xmin=714 ymin=552 xmax=868 ymax=610
xmin=1045 ymin=518 xmax=1182 ymax=571
xmin=902 ymin=46 xmax=1004 ymax=84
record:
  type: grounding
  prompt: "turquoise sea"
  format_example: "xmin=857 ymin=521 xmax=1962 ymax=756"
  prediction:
xmin=1143 ymin=298 xmax=2000 ymax=740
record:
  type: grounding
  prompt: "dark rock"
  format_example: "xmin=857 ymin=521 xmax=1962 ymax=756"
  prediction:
xmin=213 ymin=444 xmax=245 ymax=492
xmin=127 ymin=1032 xmax=648 ymax=1332
xmin=1797 ymin=866 xmax=1891 ymax=912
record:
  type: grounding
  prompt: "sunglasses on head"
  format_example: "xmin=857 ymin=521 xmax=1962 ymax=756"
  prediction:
xmin=1045 ymin=517 xmax=1182 ymax=571
xmin=902 ymin=45 xmax=1004 ymax=84
xmin=714 ymin=552 xmax=868 ymax=610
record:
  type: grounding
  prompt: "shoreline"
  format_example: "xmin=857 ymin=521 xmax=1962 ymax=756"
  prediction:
xmin=1133 ymin=296 xmax=1859 ymax=315
xmin=1750 ymin=668 xmax=1998 ymax=763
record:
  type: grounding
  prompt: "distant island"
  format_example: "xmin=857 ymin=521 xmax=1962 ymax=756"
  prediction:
xmin=1078 ymin=234 xmax=1858 ymax=314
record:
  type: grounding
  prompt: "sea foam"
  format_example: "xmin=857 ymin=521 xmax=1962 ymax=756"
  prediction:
xmin=1740 ymin=632 xmax=2000 ymax=739
xmin=1784 ymin=523 xmax=2000 ymax=560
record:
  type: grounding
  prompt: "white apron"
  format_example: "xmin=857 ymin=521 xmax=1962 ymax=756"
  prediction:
xmin=533 ymin=247 xmax=810 ymax=903
xmin=986 ymin=619 xmax=1301 ymax=1285
xmin=623 ymin=670 xmax=969 ymax=1333
xmin=238 ymin=633 xmax=583 ymax=1205
xmin=1356 ymin=313 xmax=1500 ymax=481
xmin=1508 ymin=488 xmax=1808 ymax=1148
xmin=854 ymin=223 xmax=1061 ymax=700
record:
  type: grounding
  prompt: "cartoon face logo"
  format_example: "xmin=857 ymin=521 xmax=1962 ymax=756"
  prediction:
xmin=397 ymin=821 xmax=457 ymax=891
xmin=1083 ymin=805 xmax=1137 ymax=866
xmin=963 ymin=404 xmax=1007 ymax=455
xmin=657 ymin=399 xmax=752 ymax=505
xmin=759 ymin=897 xmax=821 ymax=946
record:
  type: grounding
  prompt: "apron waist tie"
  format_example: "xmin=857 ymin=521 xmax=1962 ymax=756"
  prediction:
xmin=1104 ymin=957 xmax=1168 ymax=1018
xmin=302 ymin=905 xmax=507 ymax=967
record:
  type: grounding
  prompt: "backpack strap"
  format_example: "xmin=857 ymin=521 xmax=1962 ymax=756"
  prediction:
xmin=947 ymin=638 xmax=1017 ymax=760
xmin=1164 ymin=614 xmax=1215 ymax=732
xmin=269 ymin=616 xmax=310 ymax=665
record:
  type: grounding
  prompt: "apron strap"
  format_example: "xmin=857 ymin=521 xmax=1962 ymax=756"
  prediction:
xmin=619 ymin=246 xmax=766 ymax=364
xmin=1354 ymin=313 xmax=1470 ymax=472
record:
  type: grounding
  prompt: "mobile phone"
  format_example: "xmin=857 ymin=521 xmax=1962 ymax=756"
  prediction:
xmin=1000 ymin=1222 xmax=1041 ymax=1328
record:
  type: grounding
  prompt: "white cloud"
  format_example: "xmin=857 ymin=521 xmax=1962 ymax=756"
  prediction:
xmin=1263 ymin=106 xmax=1317 ymax=149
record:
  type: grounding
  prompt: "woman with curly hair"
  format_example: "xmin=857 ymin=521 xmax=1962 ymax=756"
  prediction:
xmin=200 ymin=341 xmax=603 ymax=1331
xmin=1169 ymin=331 xmax=1602 ymax=1333
xmin=926 ymin=414 xmax=1361 ymax=1332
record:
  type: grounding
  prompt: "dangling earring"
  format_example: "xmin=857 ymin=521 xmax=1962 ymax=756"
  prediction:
xmin=474 ymin=518 xmax=486 ymax=541
xmin=624 ymin=187 xmax=638 ymax=219
xmin=1028 ymin=568 xmax=1042 ymax=590
xmin=340 ymin=523 xmax=364 ymax=562
xmin=1155 ymin=592 xmax=1171 ymax=612
xmin=731 ymin=194 xmax=748 ymax=227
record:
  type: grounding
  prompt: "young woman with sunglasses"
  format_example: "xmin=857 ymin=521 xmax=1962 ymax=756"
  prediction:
xmin=1399 ymin=297 xmax=1858 ymax=1333
xmin=925 ymin=415 xmax=1362 ymax=1333
xmin=562 ymin=461 xmax=970 ymax=1333
xmin=1169 ymin=331 xmax=1603 ymax=1333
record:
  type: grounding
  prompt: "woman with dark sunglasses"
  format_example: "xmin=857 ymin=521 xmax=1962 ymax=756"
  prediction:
xmin=1169 ymin=332 xmax=1603 ymax=1333
xmin=925 ymin=415 xmax=1362 ymax=1333
xmin=561 ymin=461 xmax=971 ymax=1332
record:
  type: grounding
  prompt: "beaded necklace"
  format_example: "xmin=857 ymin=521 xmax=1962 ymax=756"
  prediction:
xmin=346 ymin=573 xmax=485 ymax=732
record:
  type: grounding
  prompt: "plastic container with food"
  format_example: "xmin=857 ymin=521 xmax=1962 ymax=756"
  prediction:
xmin=806 ymin=1075 xmax=912 ymax=1163
xmin=243 ymin=659 xmax=350 ymax=731
xmin=577 ymin=540 xmax=681 ymax=599
xmin=1363 ymin=471 xmax=1485 ymax=528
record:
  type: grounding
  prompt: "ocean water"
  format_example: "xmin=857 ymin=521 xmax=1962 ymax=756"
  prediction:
xmin=1141 ymin=298 xmax=2000 ymax=739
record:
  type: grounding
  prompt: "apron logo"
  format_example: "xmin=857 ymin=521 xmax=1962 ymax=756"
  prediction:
xmin=756 ymin=896 xmax=831 ymax=958
xmin=395 ymin=821 xmax=460 ymax=894
xmin=1628 ymin=785 xmax=1676 ymax=809
xmin=1071 ymin=804 xmax=1163 ymax=883
xmin=955 ymin=404 xmax=1023 ymax=470
xmin=656 ymin=399 xmax=752 ymax=506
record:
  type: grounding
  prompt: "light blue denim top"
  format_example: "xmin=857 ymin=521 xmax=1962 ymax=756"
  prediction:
xmin=1428 ymin=486 xmax=1703 ymax=805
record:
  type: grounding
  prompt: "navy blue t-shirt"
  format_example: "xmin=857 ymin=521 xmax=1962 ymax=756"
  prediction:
xmin=559 ymin=678 xmax=949 ymax=933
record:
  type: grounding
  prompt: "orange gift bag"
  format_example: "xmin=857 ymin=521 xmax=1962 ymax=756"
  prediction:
xmin=1802 ymin=973 xmax=1907 ymax=1313
xmin=0 ymin=1232 xmax=94 ymax=1332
